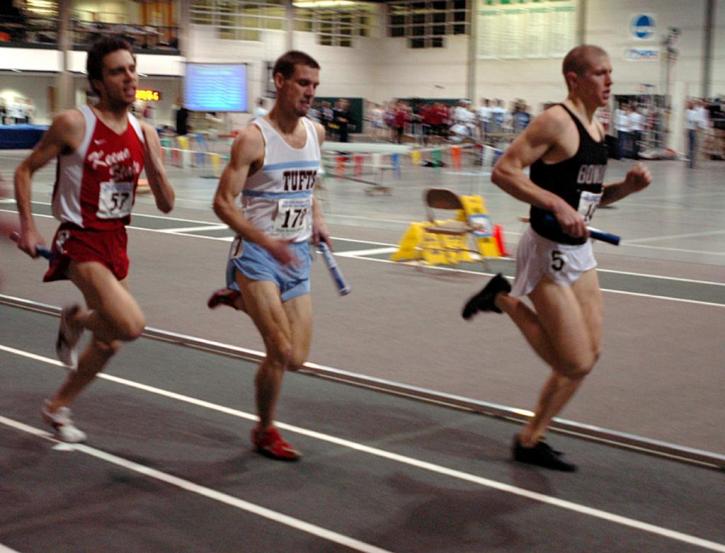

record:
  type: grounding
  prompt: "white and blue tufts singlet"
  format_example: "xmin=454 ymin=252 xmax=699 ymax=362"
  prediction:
xmin=241 ymin=116 xmax=320 ymax=243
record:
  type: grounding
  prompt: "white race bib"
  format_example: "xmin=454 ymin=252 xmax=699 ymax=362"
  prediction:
xmin=578 ymin=190 xmax=602 ymax=224
xmin=273 ymin=197 xmax=311 ymax=238
xmin=97 ymin=181 xmax=133 ymax=219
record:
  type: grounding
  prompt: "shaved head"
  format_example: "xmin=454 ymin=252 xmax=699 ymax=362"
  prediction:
xmin=562 ymin=44 xmax=609 ymax=89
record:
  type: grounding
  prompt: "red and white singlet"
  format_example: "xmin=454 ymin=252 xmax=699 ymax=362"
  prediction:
xmin=51 ymin=105 xmax=145 ymax=230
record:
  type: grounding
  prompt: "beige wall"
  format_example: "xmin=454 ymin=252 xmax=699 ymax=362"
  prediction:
xmin=2 ymin=0 xmax=724 ymax=147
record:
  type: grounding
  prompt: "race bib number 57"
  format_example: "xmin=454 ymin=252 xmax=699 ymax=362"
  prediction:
xmin=97 ymin=181 xmax=133 ymax=219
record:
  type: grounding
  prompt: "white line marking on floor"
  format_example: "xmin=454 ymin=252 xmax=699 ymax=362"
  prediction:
xmin=335 ymin=256 xmax=725 ymax=306
xmin=3 ymin=205 xmax=723 ymax=282
xmin=625 ymin=229 xmax=725 ymax=244
xmin=0 ymin=415 xmax=394 ymax=553
xmin=160 ymin=224 xmax=229 ymax=234
xmin=2 ymin=345 xmax=724 ymax=552
xmin=0 ymin=544 xmax=23 ymax=553
xmin=621 ymin=242 xmax=725 ymax=255
xmin=336 ymin=247 xmax=398 ymax=257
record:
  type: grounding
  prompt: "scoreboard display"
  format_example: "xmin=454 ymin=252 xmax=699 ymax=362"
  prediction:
xmin=136 ymin=89 xmax=161 ymax=102
xmin=184 ymin=63 xmax=248 ymax=112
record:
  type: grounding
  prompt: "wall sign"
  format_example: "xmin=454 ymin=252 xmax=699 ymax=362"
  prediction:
xmin=631 ymin=13 xmax=655 ymax=40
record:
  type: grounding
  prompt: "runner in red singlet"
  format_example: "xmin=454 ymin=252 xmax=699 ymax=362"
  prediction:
xmin=14 ymin=36 xmax=174 ymax=442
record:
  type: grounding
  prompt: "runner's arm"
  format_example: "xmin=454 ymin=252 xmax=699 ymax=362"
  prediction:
xmin=212 ymin=128 xmax=294 ymax=265
xmin=13 ymin=110 xmax=83 ymax=257
xmin=140 ymin=122 xmax=174 ymax=213
xmin=492 ymin=108 xmax=587 ymax=238
xmin=600 ymin=162 xmax=651 ymax=206
xmin=311 ymin=122 xmax=330 ymax=246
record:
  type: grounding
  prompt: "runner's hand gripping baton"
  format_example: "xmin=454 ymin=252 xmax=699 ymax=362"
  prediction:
xmin=585 ymin=226 xmax=620 ymax=246
xmin=518 ymin=216 xmax=621 ymax=246
xmin=318 ymin=242 xmax=351 ymax=296
xmin=10 ymin=232 xmax=53 ymax=260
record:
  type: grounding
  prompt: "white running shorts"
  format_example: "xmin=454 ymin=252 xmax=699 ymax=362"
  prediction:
xmin=511 ymin=226 xmax=597 ymax=298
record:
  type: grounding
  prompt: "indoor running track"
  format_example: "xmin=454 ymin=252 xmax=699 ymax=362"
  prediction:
xmin=1 ymin=304 xmax=724 ymax=553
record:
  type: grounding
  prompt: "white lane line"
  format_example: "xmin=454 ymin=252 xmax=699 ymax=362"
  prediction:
xmin=337 ymin=247 xmax=398 ymax=257
xmin=336 ymin=256 xmax=725 ymax=307
xmin=160 ymin=224 xmax=229 ymax=234
xmin=596 ymin=269 xmax=725 ymax=286
xmin=625 ymin=229 xmax=725 ymax=244
xmin=2 ymin=345 xmax=724 ymax=552
xmin=331 ymin=237 xmax=398 ymax=246
xmin=314 ymin=242 xmax=725 ymax=287
xmin=621 ymin=242 xmax=725 ymax=255
xmin=3 ymin=207 xmax=723 ymax=284
xmin=0 ymin=545 xmax=22 ymax=553
xmin=0 ymin=416 xmax=393 ymax=553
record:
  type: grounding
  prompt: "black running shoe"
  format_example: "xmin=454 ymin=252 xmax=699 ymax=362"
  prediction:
xmin=512 ymin=437 xmax=578 ymax=472
xmin=462 ymin=273 xmax=511 ymax=319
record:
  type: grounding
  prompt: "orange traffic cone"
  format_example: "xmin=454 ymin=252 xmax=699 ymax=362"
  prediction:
xmin=493 ymin=224 xmax=508 ymax=257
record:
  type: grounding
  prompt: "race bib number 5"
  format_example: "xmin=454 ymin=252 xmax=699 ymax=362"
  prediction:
xmin=97 ymin=181 xmax=133 ymax=219
xmin=578 ymin=191 xmax=602 ymax=224
xmin=273 ymin=197 xmax=310 ymax=238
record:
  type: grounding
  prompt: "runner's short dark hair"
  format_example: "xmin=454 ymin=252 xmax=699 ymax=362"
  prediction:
xmin=86 ymin=36 xmax=134 ymax=94
xmin=273 ymin=50 xmax=320 ymax=79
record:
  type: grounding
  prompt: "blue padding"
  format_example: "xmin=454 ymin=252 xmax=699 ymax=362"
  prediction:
xmin=0 ymin=124 xmax=49 ymax=149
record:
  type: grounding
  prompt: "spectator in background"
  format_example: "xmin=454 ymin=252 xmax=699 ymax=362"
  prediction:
xmin=490 ymin=99 xmax=507 ymax=133
xmin=685 ymin=99 xmax=708 ymax=169
xmin=320 ymin=101 xmax=334 ymax=136
xmin=142 ymin=101 xmax=155 ymax=127
xmin=512 ymin=100 xmax=532 ymax=134
xmin=255 ymin=97 xmax=268 ymax=118
xmin=369 ymin=102 xmax=385 ymax=140
xmin=333 ymin=98 xmax=351 ymax=143
xmin=614 ymin=101 xmax=630 ymax=159
xmin=307 ymin=101 xmax=321 ymax=124
xmin=175 ymin=103 xmax=189 ymax=136
xmin=478 ymin=98 xmax=492 ymax=141
xmin=628 ymin=104 xmax=644 ymax=159
xmin=393 ymin=100 xmax=409 ymax=144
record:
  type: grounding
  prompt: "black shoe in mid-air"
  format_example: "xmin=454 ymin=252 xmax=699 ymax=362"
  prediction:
xmin=462 ymin=273 xmax=511 ymax=319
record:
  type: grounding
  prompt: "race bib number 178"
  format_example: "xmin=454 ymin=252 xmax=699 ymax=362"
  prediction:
xmin=273 ymin=197 xmax=311 ymax=238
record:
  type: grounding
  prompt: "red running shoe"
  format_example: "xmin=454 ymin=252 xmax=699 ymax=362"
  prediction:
xmin=252 ymin=426 xmax=301 ymax=461
xmin=207 ymin=288 xmax=241 ymax=310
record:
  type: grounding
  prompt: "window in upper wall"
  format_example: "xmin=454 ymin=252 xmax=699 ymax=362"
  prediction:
xmin=191 ymin=0 xmax=286 ymax=41
xmin=387 ymin=0 xmax=468 ymax=48
xmin=294 ymin=3 xmax=377 ymax=48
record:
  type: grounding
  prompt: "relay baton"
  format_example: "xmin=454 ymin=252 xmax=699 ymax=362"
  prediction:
xmin=518 ymin=216 xmax=621 ymax=246
xmin=10 ymin=232 xmax=53 ymax=260
xmin=585 ymin=226 xmax=620 ymax=246
xmin=318 ymin=242 xmax=351 ymax=296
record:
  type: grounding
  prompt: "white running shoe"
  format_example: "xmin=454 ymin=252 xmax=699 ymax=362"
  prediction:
xmin=56 ymin=305 xmax=83 ymax=369
xmin=42 ymin=402 xmax=87 ymax=443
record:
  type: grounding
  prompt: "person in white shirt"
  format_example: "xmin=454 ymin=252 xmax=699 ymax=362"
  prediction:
xmin=477 ymin=98 xmax=492 ymax=141
xmin=254 ymin=98 xmax=268 ymax=118
xmin=627 ymin=105 xmax=644 ymax=159
xmin=685 ymin=99 xmax=708 ymax=168
xmin=614 ymin=102 xmax=630 ymax=159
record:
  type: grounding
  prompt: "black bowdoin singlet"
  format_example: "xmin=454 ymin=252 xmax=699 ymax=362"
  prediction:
xmin=529 ymin=103 xmax=609 ymax=245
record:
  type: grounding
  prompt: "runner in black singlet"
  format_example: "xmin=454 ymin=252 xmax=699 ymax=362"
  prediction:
xmin=462 ymin=45 xmax=651 ymax=472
